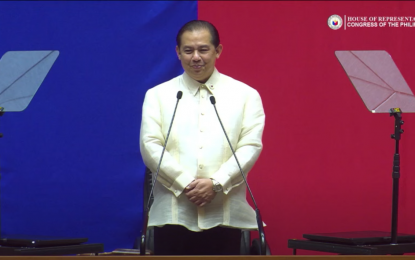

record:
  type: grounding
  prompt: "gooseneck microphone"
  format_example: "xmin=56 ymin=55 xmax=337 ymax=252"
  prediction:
xmin=210 ymin=96 xmax=267 ymax=255
xmin=140 ymin=91 xmax=183 ymax=255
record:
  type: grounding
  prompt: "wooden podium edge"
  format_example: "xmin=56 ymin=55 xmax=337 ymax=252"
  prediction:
xmin=0 ymin=256 xmax=415 ymax=260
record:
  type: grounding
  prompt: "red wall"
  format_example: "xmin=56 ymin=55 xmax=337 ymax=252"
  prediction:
xmin=200 ymin=1 xmax=415 ymax=255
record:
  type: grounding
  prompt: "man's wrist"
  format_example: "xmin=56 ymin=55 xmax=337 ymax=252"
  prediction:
xmin=210 ymin=178 xmax=223 ymax=192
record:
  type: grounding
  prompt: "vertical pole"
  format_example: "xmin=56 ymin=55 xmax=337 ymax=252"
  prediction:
xmin=389 ymin=108 xmax=403 ymax=244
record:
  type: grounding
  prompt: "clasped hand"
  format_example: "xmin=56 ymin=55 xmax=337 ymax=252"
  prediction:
xmin=184 ymin=179 xmax=216 ymax=207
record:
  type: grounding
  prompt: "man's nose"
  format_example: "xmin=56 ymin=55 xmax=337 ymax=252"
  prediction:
xmin=192 ymin=51 xmax=201 ymax=61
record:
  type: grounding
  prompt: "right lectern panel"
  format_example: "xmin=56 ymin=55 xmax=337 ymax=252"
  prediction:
xmin=335 ymin=50 xmax=415 ymax=113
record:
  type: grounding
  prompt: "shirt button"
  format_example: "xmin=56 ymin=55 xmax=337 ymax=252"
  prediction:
xmin=201 ymin=112 xmax=204 ymax=115
xmin=201 ymin=95 xmax=205 ymax=98
xmin=199 ymin=165 xmax=203 ymax=169
xmin=210 ymin=85 xmax=214 ymax=89
xmin=199 ymin=146 xmax=203 ymax=149
xmin=200 ymin=129 xmax=203 ymax=132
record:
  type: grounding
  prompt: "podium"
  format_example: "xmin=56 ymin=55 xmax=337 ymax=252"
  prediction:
xmin=0 ymin=243 xmax=104 ymax=256
xmin=288 ymin=51 xmax=415 ymax=255
xmin=288 ymin=238 xmax=415 ymax=255
xmin=0 ymin=51 xmax=104 ymax=255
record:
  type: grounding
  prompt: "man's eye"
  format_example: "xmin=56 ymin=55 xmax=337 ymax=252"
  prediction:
xmin=184 ymin=50 xmax=192 ymax=54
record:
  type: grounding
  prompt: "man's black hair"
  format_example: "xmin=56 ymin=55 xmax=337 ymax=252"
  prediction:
xmin=176 ymin=20 xmax=220 ymax=48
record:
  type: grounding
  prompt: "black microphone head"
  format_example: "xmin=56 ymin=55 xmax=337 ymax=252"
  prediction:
xmin=210 ymin=96 xmax=216 ymax=104
xmin=177 ymin=91 xmax=183 ymax=99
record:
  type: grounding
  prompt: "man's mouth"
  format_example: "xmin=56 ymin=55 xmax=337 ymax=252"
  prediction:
xmin=191 ymin=65 xmax=203 ymax=69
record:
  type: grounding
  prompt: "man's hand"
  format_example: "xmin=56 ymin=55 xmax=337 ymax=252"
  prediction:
xmin=184 ymin=179 xmax=216 ymax=207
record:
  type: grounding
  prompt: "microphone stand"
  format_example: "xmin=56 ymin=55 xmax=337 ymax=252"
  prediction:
xmin=210 ymin=96 xmax=267 ymax=255
xmin=140 ymin=91 xmax=182 ymax=255
xmin=389 ymin=108 xmax=404 ymax=244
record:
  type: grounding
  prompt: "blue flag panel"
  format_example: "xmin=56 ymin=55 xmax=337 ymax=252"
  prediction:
xmin=0 ymin=1 xmax=197 ymax=251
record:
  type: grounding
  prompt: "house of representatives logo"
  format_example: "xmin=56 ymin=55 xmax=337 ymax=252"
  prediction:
xmin=328 ymin=15 xmax=343 ymax=30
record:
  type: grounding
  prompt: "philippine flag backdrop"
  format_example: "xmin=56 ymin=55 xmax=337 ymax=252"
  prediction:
xmin=1 ymin=1 xmax=415 ymax=255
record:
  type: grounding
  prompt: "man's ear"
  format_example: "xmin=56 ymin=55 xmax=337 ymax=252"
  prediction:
xmin=175 ymin=45 xmax=181 ymax=60
xmin=215 ymin=44 xmax=223 ymax=58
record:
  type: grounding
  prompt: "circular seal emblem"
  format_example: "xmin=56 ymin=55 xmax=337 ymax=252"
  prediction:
xmin=328 ymin=15 xmax=343 ymax=30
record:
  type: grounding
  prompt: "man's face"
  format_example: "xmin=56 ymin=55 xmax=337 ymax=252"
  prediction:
xmin=176 ymin=29 xmax=223 ymax=83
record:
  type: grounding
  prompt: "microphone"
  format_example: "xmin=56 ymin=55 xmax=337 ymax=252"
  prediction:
xmin=140 ymin=90 xmax=183 ymax=255
xmin=209 ymin=96 xmax=267 ymax=255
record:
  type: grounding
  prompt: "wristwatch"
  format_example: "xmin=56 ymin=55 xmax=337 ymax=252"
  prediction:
xmin=210 ymin=178 xmax=223 ymax=192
